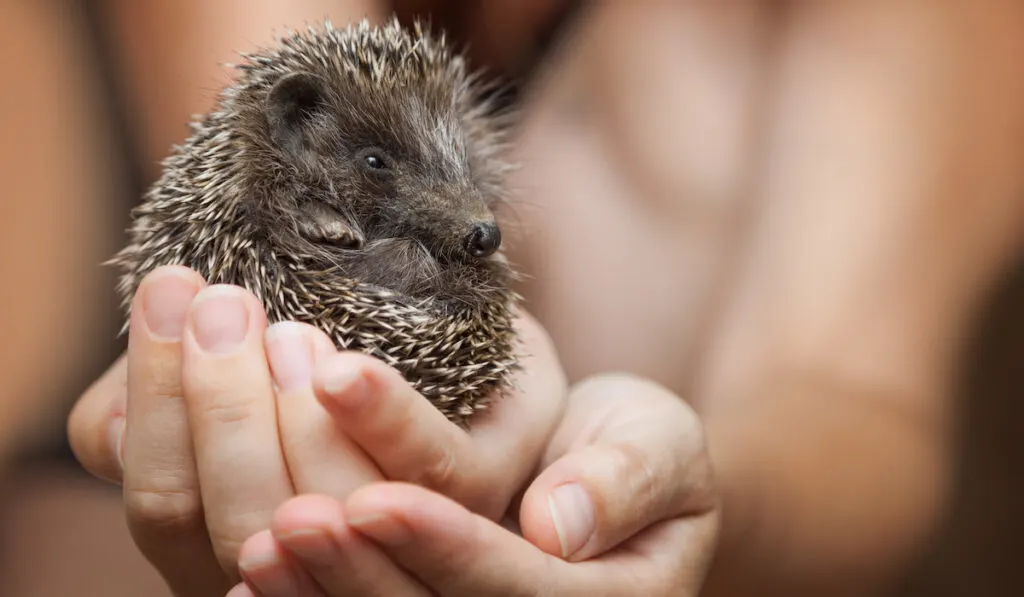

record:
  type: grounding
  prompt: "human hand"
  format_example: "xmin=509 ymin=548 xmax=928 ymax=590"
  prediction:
xmin=226 ymin=373 xmax=719 ymax=597
xmin=67 ymin=265 xmax=567 ymax=596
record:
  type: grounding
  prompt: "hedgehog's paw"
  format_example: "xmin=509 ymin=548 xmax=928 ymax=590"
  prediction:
xmin=299 ymin=203 xmax=363 ymax=249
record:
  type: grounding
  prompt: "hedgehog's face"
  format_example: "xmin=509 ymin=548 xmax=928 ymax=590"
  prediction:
xmin=263 ymin=71 xmax=506 ymax=267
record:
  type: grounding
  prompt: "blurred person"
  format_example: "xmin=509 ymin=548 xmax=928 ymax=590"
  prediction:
xmin=9 ymin=0 xmax=1022 ymax=596
xmin=0 ymin=2 xmax=121 ymax=473
xmin=0 ymin=2 xmax=162 ymax=595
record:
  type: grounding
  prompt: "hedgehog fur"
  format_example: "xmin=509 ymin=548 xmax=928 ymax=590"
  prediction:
xmin=110 ymin=18 xmax=521 ymax=427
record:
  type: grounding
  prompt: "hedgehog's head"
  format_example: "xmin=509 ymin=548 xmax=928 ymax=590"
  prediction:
xmin=250 ymin=23 xmax=511 ymax=275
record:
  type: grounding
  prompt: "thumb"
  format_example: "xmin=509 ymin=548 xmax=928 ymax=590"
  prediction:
xmin=518 ymin=373 xmax=717 ymax=561
xmin=67 ymin=353 xmax=128 ymax=484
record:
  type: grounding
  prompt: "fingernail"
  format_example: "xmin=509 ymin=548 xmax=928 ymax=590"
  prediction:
xmin=548 ymin=483 xmax=595 ymax=559
xmin=109 ymin=416 xmax=125 ymax=474
xmin=239 ymin=550 xmax=297 ymax=597
xmin=319 ymin=357 xmax=369 ymax=409
xmin=348 ymin=513 xmax=411 ymax=546
xmin=142 ymin=270 xmax=199 ymax=339
xmin=190 ymin=286 xmax=249 ymax=353
xmin=265 ymin=322 xmax=314 ymax=393
xmin=277 ymin=528 xmax=336 ymax=566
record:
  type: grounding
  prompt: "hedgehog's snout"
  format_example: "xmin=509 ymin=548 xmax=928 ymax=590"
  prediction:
xmin=465 ymin=221 xmax=501 ymax=259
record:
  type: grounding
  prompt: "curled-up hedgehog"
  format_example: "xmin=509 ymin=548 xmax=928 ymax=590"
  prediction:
xmin=110 ymin=18 xmax=521 ymax=427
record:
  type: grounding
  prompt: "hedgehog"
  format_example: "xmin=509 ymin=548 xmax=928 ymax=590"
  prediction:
xmin=110 ymin=18 xmax=522 ymax=427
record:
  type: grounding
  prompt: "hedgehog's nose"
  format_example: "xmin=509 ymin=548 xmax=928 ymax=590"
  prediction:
xmin=466 ymin=221 xmax=501 ymax=258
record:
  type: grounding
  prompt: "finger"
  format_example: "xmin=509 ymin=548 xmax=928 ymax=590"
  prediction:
xmin=347 ymin=482 xmax=709 ymax=596
xmin=237 ymin=530 xmax=325 ymax=597
xmin=519 ymin=373 xmax=718 ymax=561
xmin=347 ymin=482 xmax=558 ymax=596
xmin=266 ymin=321 xmax=384 ymax=498
xmin=312 ymin=310 xmax=566 ymax=521
xmin=225 ymin=584 xmax=256 ymax=597
xmin=181 ymin=284 xmax=295 ymax=577
xmin=311 ymin=350 xmax=495 ymax=512
xmin=464 ymin=310 xmax=568 ymax=509
xmin=67 ymin=352 xmax=127 ymax=484
xmin=119 ymin=266 xmax=231 ymax=597
xmin=269 ymin=494 xmax=431 ymax=596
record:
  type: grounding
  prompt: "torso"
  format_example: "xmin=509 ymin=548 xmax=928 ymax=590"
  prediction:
xmin=498 ymin=5 xmax=759 ymax=403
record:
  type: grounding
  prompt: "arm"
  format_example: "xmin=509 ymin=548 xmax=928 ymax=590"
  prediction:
xmin=698 ymin=1 xmax=1024 ymax=594
xmin=0 ymin=1 xmax=121 ymax=464
xmin=103 ymin=0 xmax=384 ymax=179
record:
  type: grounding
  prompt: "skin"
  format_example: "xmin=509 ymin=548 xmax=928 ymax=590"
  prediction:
xmin=74 ymin=265 xmax=575 ymax=589
xmin=55 ymin=0 xmax=1024 ymax=596
xmin=518 ymin=3 xmax=1024 ymax=595
xmin=71 ymin=265 xmax=719 ymax=597
xmin=0 ymin=0 xmax=124 ymax=464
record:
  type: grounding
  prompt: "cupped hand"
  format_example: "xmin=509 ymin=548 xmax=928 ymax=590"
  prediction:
xmin=67 ymin=265 xmax=567 ymax=596
xmin=226 ymin=373 xmax=720 ymax=597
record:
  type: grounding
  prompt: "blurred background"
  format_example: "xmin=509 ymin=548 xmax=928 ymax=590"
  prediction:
xmin=0 ymin=1 xmax=1021 ymax=595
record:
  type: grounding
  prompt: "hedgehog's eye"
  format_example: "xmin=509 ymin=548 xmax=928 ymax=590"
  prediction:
xmin=357 ymin=148 xmax=392 ymax=173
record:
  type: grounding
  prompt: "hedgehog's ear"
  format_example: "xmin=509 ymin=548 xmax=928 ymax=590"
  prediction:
xmin=265 ymin=72 xmax=332 ymax=162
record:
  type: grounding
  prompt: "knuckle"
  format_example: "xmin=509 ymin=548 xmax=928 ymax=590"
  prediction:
xmin=416 ymin=441 xmax=459 ymax=489
xmin=410 ymin=441 xmax=514 ymax=520
xmin=145 ymin=363 xmax=184 ymax=401
xmin=608 ymin=442 xmax=660 ymax=514
xmin=198 ymin=399 xmax=258 ymax=427
xmin=124 ymin=485 xmax=203 ymax=536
